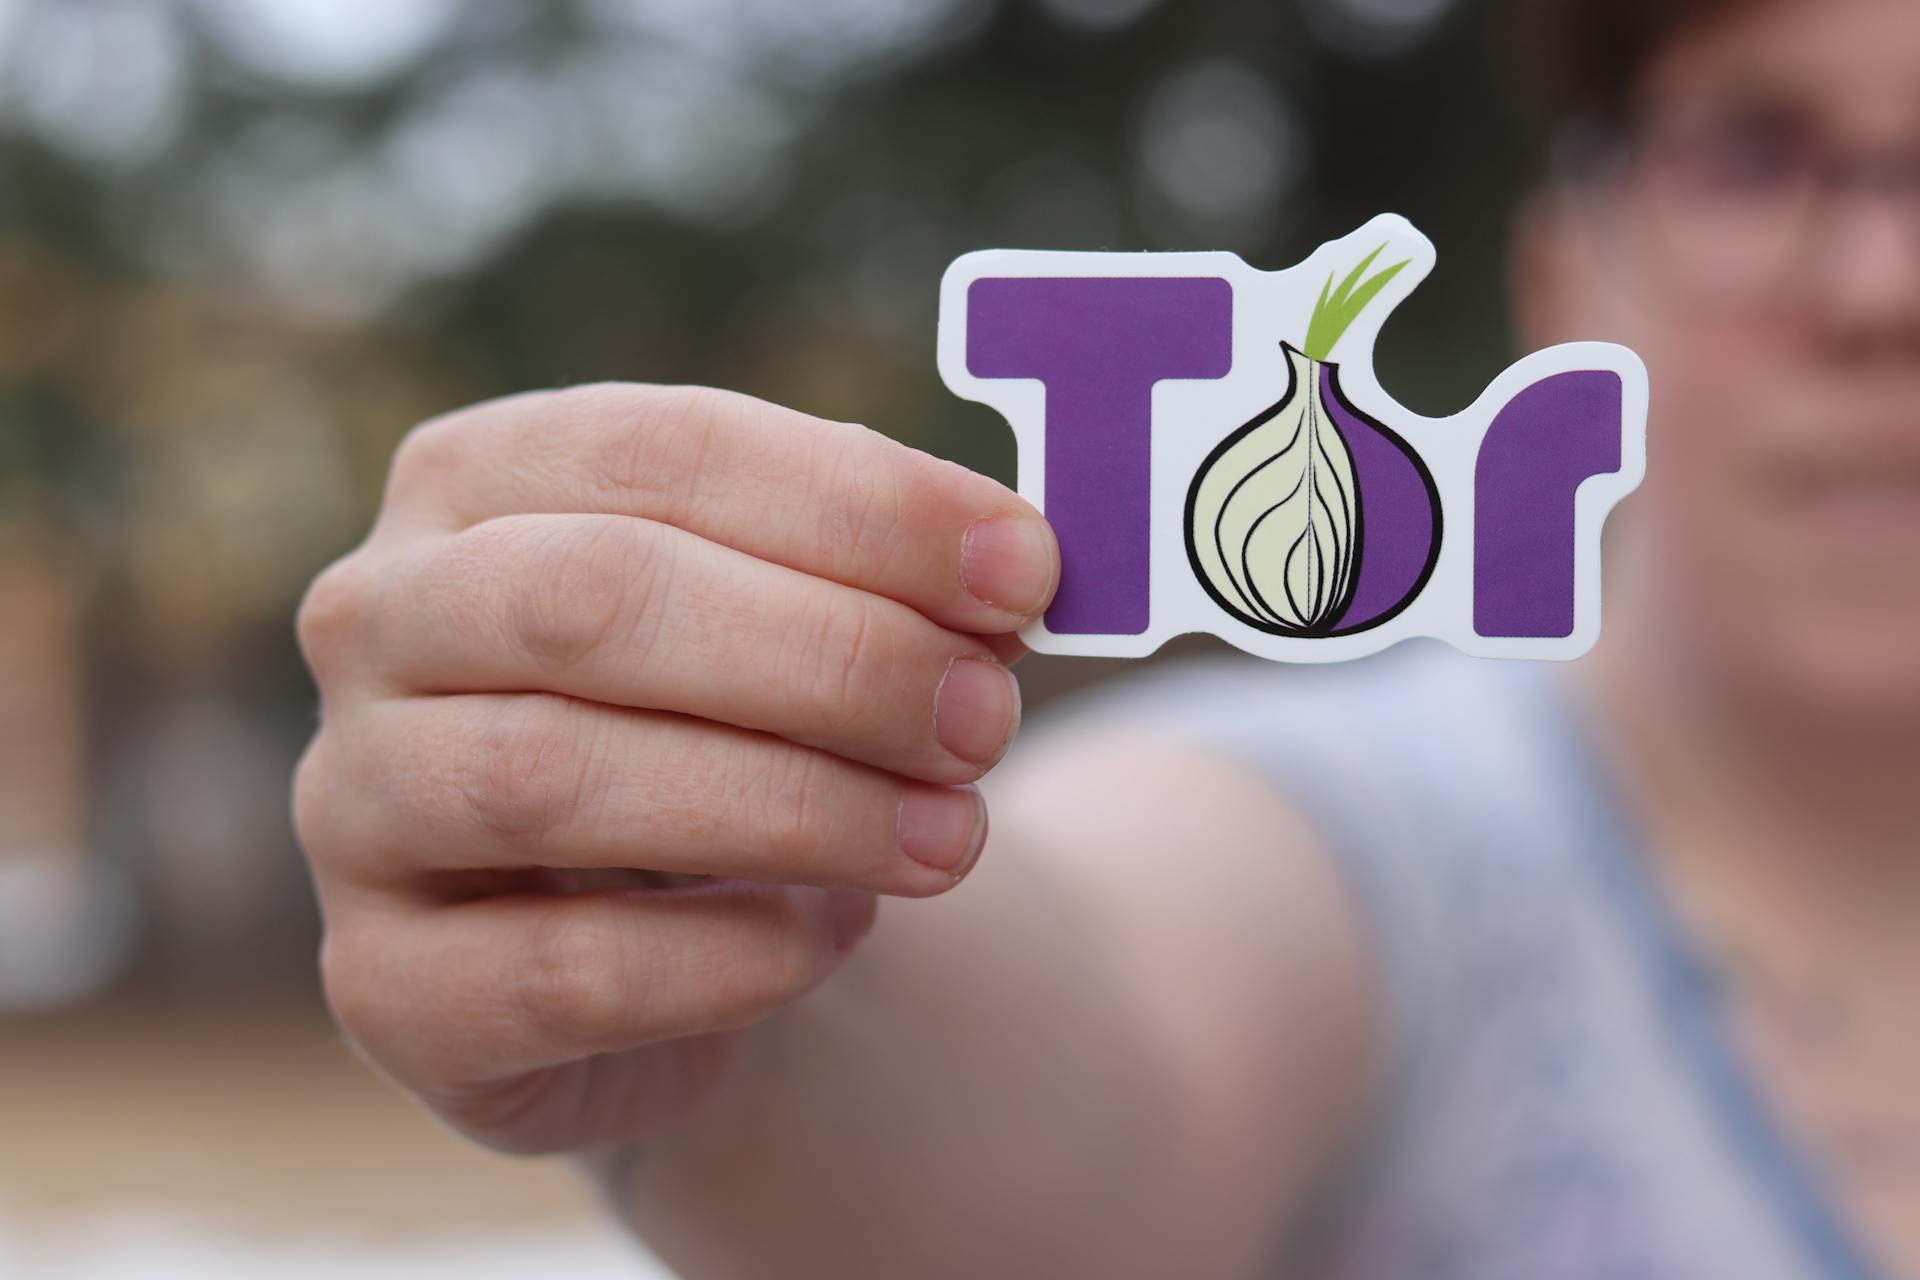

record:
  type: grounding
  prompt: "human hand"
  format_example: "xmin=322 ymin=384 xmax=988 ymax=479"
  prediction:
xmin=291 ymin=384 xmax=1057 ymax=1154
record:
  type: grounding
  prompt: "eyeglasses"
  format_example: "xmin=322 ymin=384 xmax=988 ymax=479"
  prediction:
xmin=1565 ymin=98 xmax=1920 ymax=308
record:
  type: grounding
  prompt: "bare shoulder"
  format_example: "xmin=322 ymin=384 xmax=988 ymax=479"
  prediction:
xmin=987 ymin=700 xmax=1379 ymax=1162
xmin=832 ymin=685 xmax=1379 ymax=1272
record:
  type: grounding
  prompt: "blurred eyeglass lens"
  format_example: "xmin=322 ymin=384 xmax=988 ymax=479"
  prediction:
xmin=1630 ymin=105 xmax=1822 ymax=294
xmin=1622 ymin=96 xmax=1920 ymax=303
xmin=1668 ymin=114 xmax=1813 ymax=197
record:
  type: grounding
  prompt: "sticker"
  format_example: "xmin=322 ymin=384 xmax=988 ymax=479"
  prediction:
xmin=937 ymin=214 xmax=1648 ymax=663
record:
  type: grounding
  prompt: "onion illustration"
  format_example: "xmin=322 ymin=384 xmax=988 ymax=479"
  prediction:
xmin=1185 ymin=246 xmax=1442 ymax=637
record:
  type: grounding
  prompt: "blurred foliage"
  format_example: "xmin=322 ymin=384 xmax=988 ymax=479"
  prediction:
xmin=0 ymin=0 xmax=1535 ymax=600
xmin=0 ymin=0 xmax=1538 ymax=986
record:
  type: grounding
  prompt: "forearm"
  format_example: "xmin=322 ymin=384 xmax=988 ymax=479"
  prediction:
xmin=579 ymin=823 xmax=1181 ymax=1279
xmin=574 ymin=734 xmax=1374 ymax=1279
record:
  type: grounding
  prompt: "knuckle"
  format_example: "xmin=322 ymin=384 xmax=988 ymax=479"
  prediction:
xmin=289 ymin=734 xmax=339 ymax=859
xmin=316 ymin=925 xmax=382 ymax=1043
xmin=460 ymin=695 xmax=588 ymax=844
xmin=430 ymin=1072 xmax=571 ymax=1156
xmin=519 ymin=896 xmax=651 ymax=1047
xmin=488 ymin=517 xmax=662 ymax=673
xmin=746 ymin=743 xmax=833 ymax=853
xmin=386 ymin=412 xmax=470 ymax=504
xmin=815 ymin=435 xmax=911 ymax=580
xmin=788 ymin=594 xmax=886 ymax=723
xmin=296 ymin=552 xmax=374 ymax=679
xmin=583 ymin=383 xmax=726 ymax=520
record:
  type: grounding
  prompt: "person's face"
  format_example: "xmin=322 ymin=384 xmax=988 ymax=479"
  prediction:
xmin=1520 ymin=0 xmax=1920 ymax=718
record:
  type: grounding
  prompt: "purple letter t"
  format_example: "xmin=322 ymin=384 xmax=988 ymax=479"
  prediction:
xmin=967 ymin=277 xmax=1232 ymax=635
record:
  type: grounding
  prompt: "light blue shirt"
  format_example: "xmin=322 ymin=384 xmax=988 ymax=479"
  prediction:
xmin=1045 ymin=642 xmax=1881 ymax=1279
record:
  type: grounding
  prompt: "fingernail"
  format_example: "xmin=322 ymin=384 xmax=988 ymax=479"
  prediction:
xmin=897 ymin=784 xmax=987 ymax=876
xmin=933 ymin=657 xmax=1021 ymax=767
xmin=960 ymin=516 xmax=1058 ymax=619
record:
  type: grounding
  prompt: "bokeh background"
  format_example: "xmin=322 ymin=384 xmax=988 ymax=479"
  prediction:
xmin=0 ymin=0 xmax=1536 ymax=1273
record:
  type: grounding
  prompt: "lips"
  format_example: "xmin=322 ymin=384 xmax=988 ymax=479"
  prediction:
xmin=1769 ymin=454 xmax=1920 ymax=541
xmin=1776 ymin=455 xmax=1920 ymax=498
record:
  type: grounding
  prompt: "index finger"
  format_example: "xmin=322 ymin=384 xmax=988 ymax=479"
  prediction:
xmin=379 ymin=383 xmax=1059 ymax=636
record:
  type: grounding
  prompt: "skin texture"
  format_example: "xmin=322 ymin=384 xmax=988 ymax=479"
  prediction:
xmin=293 ymin=382 xmax=1371 ymax=1277
xmin=1516 ymin=0 xmax=1920 ymax=1269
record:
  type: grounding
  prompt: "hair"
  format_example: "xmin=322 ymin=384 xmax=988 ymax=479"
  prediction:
xmin=1512 ymin=0 xmax=1751 ymax=170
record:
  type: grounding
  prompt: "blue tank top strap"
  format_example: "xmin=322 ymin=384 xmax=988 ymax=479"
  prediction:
xmin=1520 ymin=669 xmax=1887 ymax=1280
xmin=1037 ymin=642 xmax=1884 ymax=1279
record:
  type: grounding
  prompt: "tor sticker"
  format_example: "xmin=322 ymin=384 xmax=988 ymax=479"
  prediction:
xmin=936 ymin=214 xmax=1648 ymax=663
